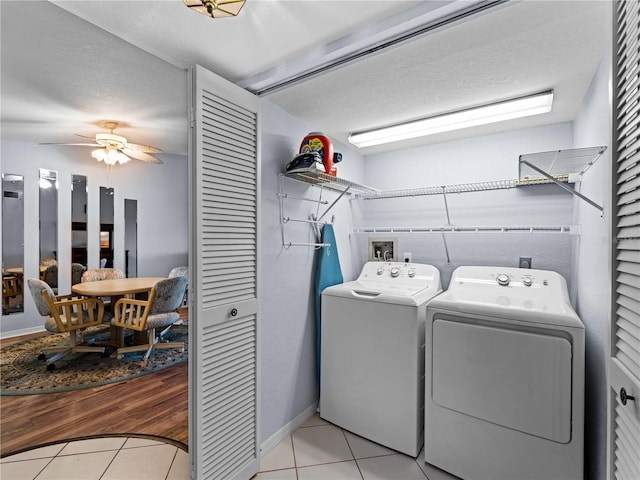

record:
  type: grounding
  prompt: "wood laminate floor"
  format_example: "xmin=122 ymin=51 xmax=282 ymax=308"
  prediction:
xmin=0 ymin=319 xmax=188 ymax=457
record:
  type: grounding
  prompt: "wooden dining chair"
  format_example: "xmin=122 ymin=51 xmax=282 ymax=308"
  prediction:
xmin=27 ymin=278 xmax=105 ymax=370
xmin=2 ymin=274 xmax=22 ymax=314
xmin=111 ymin=276 xmax=187 ymax=366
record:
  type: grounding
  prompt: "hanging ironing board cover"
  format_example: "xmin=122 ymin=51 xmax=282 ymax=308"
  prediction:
xmin=315 ymin=224 xmax=343 ymax=385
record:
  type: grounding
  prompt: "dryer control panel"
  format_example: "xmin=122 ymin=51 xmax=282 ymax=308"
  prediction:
xmin=491 ymin=271 xmax=548 ymax=288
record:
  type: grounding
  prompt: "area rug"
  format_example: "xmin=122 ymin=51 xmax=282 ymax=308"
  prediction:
xmin=1 ymin=325 xmax=188 ymax=396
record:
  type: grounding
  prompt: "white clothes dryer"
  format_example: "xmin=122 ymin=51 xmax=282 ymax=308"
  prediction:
xmin=320 ymin=261 xmax=442 ymax=457
xmin=424 ymin=266 xmax=585 ymax=480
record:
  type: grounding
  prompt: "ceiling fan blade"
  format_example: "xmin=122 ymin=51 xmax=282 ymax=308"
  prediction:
xmin=122 ymin=148 xmax=163 ymax=164
xmin=39 ymin=142 xmax=101 ymax=147
xmin=124 ymin=142 xmax=162 ymax=154
xmin=74 ymin=133 xmax=96 ymax=140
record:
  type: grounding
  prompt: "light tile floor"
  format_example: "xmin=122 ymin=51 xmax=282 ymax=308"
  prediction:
xmin=0 ymin=436 xmax=188 ymax=480
xmin=253 ymin=414 xmax=459 ymax=480
xmin=0 ymin=415 xmax=459 ymax=480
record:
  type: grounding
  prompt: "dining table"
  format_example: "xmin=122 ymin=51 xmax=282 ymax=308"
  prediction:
xmin=72 ymin=277 xmax=166 ymax=348
xmin=5 ymin=266 xmax=46 ymax=276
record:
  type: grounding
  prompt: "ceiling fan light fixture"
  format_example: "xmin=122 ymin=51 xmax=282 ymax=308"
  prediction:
xmin=92 ymin=146 xmax=130 ymax=166
xmin=349 ymin=90 xmax=554 ymax=148
xmin=184 ymin=0 xmax=247 ymax=18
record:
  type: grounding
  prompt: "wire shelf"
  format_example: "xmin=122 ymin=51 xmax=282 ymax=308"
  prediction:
xmin=282 ymin=171 xmax=380 ymax=195
xmin=518 ymin=146 xmax=606 ymax=182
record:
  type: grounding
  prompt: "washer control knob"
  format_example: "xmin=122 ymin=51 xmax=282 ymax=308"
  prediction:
xmin=408 ymin=269 xmax=416 ymax=278
xmin=390 ymin=267 xmax=400 ymax=278
xmin=377 ymin=267 xmax=384 ymax=275
xmin=497 ymin=274 xmax=510 ymax=286
xmin=523 ymin=276 xmax=533 ymax=287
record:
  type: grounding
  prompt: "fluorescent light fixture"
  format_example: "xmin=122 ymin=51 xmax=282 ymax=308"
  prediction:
xmin=348 ymin=90 xmax=554 ymax=148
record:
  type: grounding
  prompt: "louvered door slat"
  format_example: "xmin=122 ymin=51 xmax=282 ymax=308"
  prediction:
xmin=618 ymin=201 xmax=640 ymax=216
xmin=204 ymin=149 xmax=256 ymax=171
xmin=191 ymin=64 xmax=259 ymax=480
xmin=619 ymin=163 xmax=640 ymax=184
xmin=618 ymin=213 xmax=640 ymax=228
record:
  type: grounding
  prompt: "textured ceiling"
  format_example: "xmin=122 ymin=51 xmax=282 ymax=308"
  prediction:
xmin=1 ymin=1 xmax=611 ymax=159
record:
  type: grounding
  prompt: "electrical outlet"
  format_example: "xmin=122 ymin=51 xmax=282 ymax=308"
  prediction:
xmin=368 ymin=237 xmax=397 ymax=261
xmin=519 ymin=257 xmax=532 ymax=269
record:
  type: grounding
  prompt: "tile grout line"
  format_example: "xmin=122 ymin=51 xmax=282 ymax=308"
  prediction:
xmin=289 ymin=432 xmax=299 ymax=480
xmin=98 ymin=439 xmax=128 ymax=480
xmin=164 ymin=447 xmax=179 ymax=480
xmin=31 ymin=454 xmax=57 ymax=480
xmin=340 ymin=427 xmax=365 ymax=480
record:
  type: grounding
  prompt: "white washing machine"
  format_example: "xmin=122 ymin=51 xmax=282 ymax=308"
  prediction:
xmin=320 ymin=261 xmax=442 ymax=457
xmin=424 ymin=266 xmax=585 ymax=480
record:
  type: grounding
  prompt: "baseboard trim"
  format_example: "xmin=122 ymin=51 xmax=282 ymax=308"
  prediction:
xmin=0 ymin=325 xmax=45 ymax=340
xmin=260 ymin=400 xmax=318 ymax=457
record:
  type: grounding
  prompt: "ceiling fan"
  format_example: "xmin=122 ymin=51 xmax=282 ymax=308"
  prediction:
xmin=42 ymin=121 xmax=163 ymax=165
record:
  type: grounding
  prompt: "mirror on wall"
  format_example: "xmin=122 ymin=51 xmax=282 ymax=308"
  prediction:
xmin=71 ymin=175 xmax=88 ymax=284
xmin=100 ymin=186 xmax=114 ymax=268
xmin=2 ymin=173 xmax=25 ymax=315
xmin=40 ymin=168 xmax=58 ymax=292
xmin=124 ymin=199 xmax=138 ymax=278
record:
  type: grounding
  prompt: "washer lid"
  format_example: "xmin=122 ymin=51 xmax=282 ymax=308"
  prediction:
xmin=429 ymin=266 xmax=583 ymax=328
xmin=351 ymin=279 xmax=432 ymax=297
xmin=324 ymin=280 xmax=442 ymax=306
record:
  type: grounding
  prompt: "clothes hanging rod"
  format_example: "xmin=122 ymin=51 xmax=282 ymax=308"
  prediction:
xmin=277 ymin=193 xmax=329 ymax=205
xmin=283 ymin=242 xmax=330 ymax=249
xmin=352 ymin=225 xmax=578 ymax=234
xmin=282 ymin=217 xmax=327 ymax=225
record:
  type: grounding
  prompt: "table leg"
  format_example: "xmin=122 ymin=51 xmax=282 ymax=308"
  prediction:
xmin=111 ymin=325 xmax=125 ymax=348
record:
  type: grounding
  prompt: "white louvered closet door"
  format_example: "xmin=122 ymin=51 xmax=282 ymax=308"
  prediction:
xmin=189 ymin=65 xmax=260 ymax=480
xmin=609 ymin=2 xmax=640 ymax=479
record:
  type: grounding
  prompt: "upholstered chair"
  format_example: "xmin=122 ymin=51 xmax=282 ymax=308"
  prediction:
xmin=71 ymin=263 xmax=86 ymax=286
xmin=169 ymin=266 xmax=188 ymax=278
xmin=111 ymin=276 xmax=187 ymax=366
xmin=80 ymin=268 xmax=124 ymax=320
xmin=42 ymin=264 xmax=58 ymax=294
xmin=168 ymin=266 xmax=188 ymax=310
xmin=27 ymin=278 xmax=105 ymax=370
xmin=81 ymin=268 xmax=124 ymax=283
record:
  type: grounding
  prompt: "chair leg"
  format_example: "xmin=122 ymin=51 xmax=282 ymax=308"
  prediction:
xmin=40 ymin=330 xmax=104 ymax=368
xmin=113 ymin=327 xmax=183 ymax=367
xmin=45 ymin=348 xmax=73 ymax=365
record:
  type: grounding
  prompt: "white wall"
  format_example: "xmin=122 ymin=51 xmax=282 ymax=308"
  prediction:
xmin=0 ymin=140 xmax=188 ymax=337
xmin=361 ymin=122 xmax=576 ymax=289
xmin=572 ymin=54 xmax=611 ymax=480
xmin=258 ymin=99 xmax=365 ymax=443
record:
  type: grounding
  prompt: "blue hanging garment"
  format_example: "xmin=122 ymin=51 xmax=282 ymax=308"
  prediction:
xmin=314 ymin=224 xmax=343 ymax=388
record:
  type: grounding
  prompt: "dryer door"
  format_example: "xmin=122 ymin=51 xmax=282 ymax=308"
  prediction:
xmin=432 ymin=317 xmax=573 ymax=443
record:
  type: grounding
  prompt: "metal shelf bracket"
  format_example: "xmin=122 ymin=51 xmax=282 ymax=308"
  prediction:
xmin=519 ymin=159 xmax=604 ymax=213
